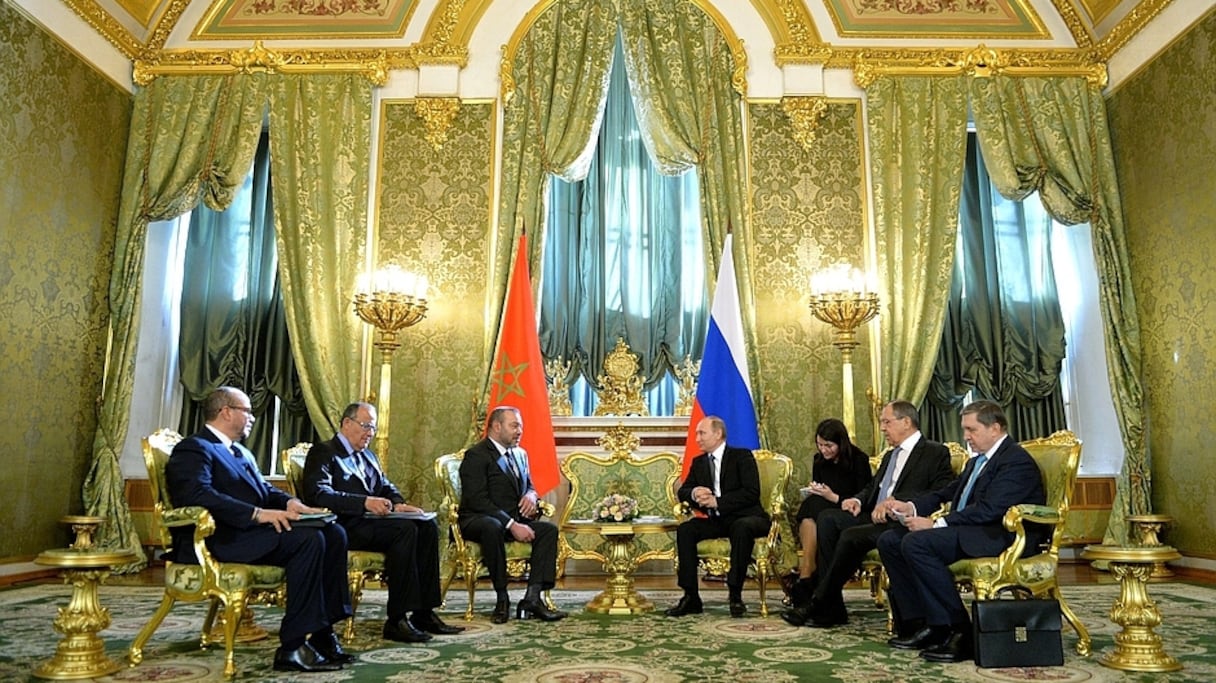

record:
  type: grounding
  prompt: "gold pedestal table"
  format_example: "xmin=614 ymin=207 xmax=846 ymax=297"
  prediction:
xmin=564 ymin=519 xmax=676 ymax=615
xmin=34 ymin=516 xmax=137 ymax=680
xmin=1127 ymin=514 xmax=1176 ymax=579
xmin=1081 ymin=544 xmax=1183 ymax=673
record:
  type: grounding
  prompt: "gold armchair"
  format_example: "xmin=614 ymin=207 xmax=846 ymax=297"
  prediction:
xmin=948 ymin=430 xmax=1091 ymax=656
xmin=434 ymin=451 xmax=555 ymax=620
xmin=679 ymin=449 xmax=792 ymax=617
xmin=128 ymin=429 xmax=286 ymax=679
xmin=280 ymin=442 xmax=386 ymax=642
xmin=558 ymin=450 xmax=681 ymax=568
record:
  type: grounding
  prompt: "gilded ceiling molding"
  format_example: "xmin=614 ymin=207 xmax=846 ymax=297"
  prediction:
xmin=143 ymin=0 xmax=192 ymax=53
xmin=416 ymin=0 xmax=474 ymax=66
xmin=61 ymin=0 xmax=142 ymax=59
xmin=1095 ymin=0 xmax=1174 ymax=61
xmin=851 ymin=45 xmax=1108 ymax=89
xmin=132 ymin=42 xmax=409 ymax=86
xmin=1047 ymin=0 xmax=1095 ymax=49
xmin=414 ymin=97 xmax=462 ymax=150
xmin=781 ymin=96 xmax=829 ymax=152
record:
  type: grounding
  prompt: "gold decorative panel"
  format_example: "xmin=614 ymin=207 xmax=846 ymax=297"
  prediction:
xmin=1107 ymin=10 xmax=1216 ymax=559
xmin=747 ymin=100 xmax=873 ymax=482
xmin=1078 ymin=0 xmax=1122 ymax=25
xmin=822 ymin=0 xmax=1049 ymax=39
xmin=374 ymin=99 xmax=495 ymax=506
xmin=194 ymin=0 xmax=420 ymax=39
xmin=114 ymin=0 xmax=160 ymax=27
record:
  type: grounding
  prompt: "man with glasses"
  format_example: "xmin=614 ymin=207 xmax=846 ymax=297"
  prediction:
xmin=166 ymin=386 xmax=352 ymax=673
xmin=302 ymin=402 xmax=463 ymax=643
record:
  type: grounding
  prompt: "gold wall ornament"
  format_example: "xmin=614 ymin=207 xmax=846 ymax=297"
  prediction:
xmin=781 ymin=96 xmax=830 ymax=151
xmin=850 ymin=45 xmax=1108 ymax=89
xmin=597 ymin=423 xmax=641 ymax=460
xmin=414 ymin=97 xmax=462 ymax=150
xmin=352 ymin=265 xmax=430 ymax=464
xmin=809 ymin=264 xmax=879 ymax=436
xmin=1048 ymin=0 xmax=1095 ymax=49
xmin=673 ymin=356 xmax=700 ymax=417
xmin=144 ymin=0 xmax=192 ymax=52
xmin=1096 ymin=0 xmax=1173 ymax=62
xmin=132 ymin=42 xmax=407 ymax=86
xmin=60 ymin=0 xmax=142 ymax=59
xmin=594 ymin=339 xmax=648 ymax=417
xmin=544 ymin=357 xmax=573 ymax=417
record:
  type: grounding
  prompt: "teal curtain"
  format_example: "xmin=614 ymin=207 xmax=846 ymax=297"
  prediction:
xmin=540 ymin=36 xmax=707 ymax=414
xmin=176 ymin=131 xmax=319 ymax=471
xmin=921 ymin=134 xmax=1067 ymax=443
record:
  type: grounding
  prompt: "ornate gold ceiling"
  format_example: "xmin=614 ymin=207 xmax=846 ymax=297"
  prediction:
xmin=54 ymin=0 xmax=1181 ymax=86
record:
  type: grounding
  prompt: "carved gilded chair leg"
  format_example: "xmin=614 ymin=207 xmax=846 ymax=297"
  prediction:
xmin=201 ymin=597 xmax=221 ymax=646
xmin=345 ymin=571 xmax=368 ymax=642
xmin=221 ymin=595 xmax=246 ymax=678
xmin=1051 ymin=584 xmax=1091 ymax=656
xmin=756 ymin=562 xmax=770 ymax=617
xmin=128 ymin=593 xmax=178 ymax=665
xmin=463 ymin=561 xmax=479 ymax=621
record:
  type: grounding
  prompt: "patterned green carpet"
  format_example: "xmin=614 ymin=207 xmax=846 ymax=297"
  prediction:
xmin=2 ymin=579 xmax=1214 ymax=682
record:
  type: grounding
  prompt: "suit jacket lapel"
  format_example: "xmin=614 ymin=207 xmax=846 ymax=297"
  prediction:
xmin=226 ymin=443 xmax=263 ymax=494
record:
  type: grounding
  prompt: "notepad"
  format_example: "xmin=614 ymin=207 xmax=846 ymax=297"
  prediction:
xmin=365 ymin=511 xmax=437 ymax=521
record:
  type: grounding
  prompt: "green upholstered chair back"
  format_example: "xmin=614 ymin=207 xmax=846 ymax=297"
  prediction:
xmin=279 ymin=442 xmax=311 ymax=499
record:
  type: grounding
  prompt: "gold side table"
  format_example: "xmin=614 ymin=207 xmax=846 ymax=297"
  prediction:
xmin=1080 ymin=544 xmax=1183 ymax=673
xmin=1126 ymin=514 xmax=1175 ymax=579
xmin=564 ymin=519 xmax=676 ymax=615
xmin=34 ymin=516 xmax=137 ymax=680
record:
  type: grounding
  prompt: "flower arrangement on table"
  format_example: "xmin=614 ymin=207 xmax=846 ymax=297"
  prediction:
xmin=596 ymin=493 xmax=640 ymax=523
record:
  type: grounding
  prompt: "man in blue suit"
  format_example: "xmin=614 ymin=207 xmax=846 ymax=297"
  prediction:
xmin=878 ymin=400 xmax=1047 ymax=663
xmin=166 ymin=387 xmax=352 ymax=673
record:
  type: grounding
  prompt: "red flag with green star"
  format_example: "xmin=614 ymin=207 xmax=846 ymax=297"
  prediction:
xmin=487 ymin=234 xmax=559 ymax=495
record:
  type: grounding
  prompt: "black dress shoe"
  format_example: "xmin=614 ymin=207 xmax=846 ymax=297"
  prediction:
xmin=893 ymin=618 xmax=927 ymax=639
xmin=411 ymin=610 xmax=466 ymax=635
xmin=664 ymin=595 xmax=704 ymax=617
xmin=309 ymin=633 xmax=355 ymax=664
xmin=780 ymin=605 xmax=810 ymax=626
xmin=273 ymin=643 xmax=342 ymax=672
xmin=920 ymin=630 xmax=974 ymax=663
xmin=888 ymin=624 xmax=951 ymax=650
xmin=729 ymin=600 xmax=747 ymax=618
xmin=516 ymin=597 xmax=567 ymax=621
xmin=383 ymin=617 xmax=433 ymax=643
xmin=491 ymin=597 xmax=511 ymax=624
xmin=808 ymin=601 xmax=848 ymax=628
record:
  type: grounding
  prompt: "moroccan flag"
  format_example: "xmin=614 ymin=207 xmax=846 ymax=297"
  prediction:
xmin=683 ymin=234 xmax=761 ymax=476
xmin=488 ymin=234 xmax=560 ymax=495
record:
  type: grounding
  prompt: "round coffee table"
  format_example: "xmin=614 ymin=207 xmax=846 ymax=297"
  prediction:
xmin=1080 ymin=544 xmax=1183 ymax=673
xmin=563 ymin=519 xmax=677 ymax=615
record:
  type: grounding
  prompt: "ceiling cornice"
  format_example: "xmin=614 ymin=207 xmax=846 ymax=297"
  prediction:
xmin=1048 ymin=0 xmax=1096 ymax=48
xmin=60 ymin=0 xmax=141 ymax=59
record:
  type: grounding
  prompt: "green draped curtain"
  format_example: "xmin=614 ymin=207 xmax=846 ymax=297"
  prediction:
xmin=177 ymin=132 xmax=319 ymax=470
xmin=970 ymin=76 xmax=1147 ymax=544
xmin=86 ymin=75 xmax=267 ymax=568
xmin=866 ymin=76 xmax=968 ymax=451
xmin=86 ymin=72 xmax=371 ymax=564
xmin=617 ymin=0 xmax=760 ymax=414
xmin=540 ymin=35 xmax=707 ymax=408
xmin=496 ymin=0 xmax=757 ymax=430
xmin=268 ymin=75 xmax=371 ymax=436
xmin=922 ymin=134 xmax=1067 ymax=443
xmin=488 ymin=0 xmax=617 ymax=423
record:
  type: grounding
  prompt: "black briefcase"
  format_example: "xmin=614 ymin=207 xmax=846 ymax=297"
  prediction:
xmin=971 ymin=598 xmax=1064 ymax=668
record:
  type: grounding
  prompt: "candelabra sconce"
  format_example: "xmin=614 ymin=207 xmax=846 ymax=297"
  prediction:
xmin=353 ymin=265 xmax=429 ymax=462
xmin=808 ymin=264 xmax=879 ymax=436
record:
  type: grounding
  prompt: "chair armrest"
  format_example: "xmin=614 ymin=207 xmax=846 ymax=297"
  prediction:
xmin=994 ymin=504 xmax=1063 ymax=575
xmin=538 ymin=501 xmax=555 ymax=518
xmin=674 ymin=501 xmax=692 ymax=520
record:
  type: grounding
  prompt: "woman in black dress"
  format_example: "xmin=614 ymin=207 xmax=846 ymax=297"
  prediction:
xmin=793 ymin=419 xmax=872 ymax=584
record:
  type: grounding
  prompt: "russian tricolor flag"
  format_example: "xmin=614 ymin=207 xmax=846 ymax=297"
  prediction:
xmin=683 ymin=234 xmax=760 ymax=475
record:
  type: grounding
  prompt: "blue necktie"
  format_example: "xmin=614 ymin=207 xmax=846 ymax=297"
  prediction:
xmin=875 ymin=447 xmax=901 ymax=502
xmin=957 ymin=454 xmax=988 ymax=511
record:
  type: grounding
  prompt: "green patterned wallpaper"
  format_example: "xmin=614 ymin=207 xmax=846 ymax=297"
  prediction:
xmin=1107 ymin=11 xmax=1216 ymax=558
xmin=748 ymin=101 xmax=874 ymax=490
xmin=0 ymin=4 xmax=130 ymax=557
xmin=375 ymin=100 xmax=495 ymax=507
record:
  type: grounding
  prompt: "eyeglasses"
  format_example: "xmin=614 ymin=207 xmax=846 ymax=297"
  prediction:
xmin=227 ymin=405 xmax=253 ymax=415
xmin=347 ymin=418 xmax=377 ymax=433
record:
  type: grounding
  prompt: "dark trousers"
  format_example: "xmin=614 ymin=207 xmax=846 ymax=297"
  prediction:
xmin=675 ymin=515 xmax=769 ymax=594
xmin=459 ymin=517 xmax=559 ymax=592
xmin=876 ymin=525 xmax=969 ymax=628
xmin=811 ymin=509 xmax=900 ymax=607
xmin=249 ymin=523 xmax=352 ymax=646
xmin=345 ymin=517 xmax=442 ymax=622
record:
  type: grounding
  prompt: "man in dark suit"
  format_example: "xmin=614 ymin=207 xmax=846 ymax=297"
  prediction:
xmin=879 ymin=400 xmax=1047 ymax=663
xmin=302 ymin=402 xmax=464 ymax=644
xmin=666 ymin=415 xmax=770 ymax=619
xmin=458 ymin=405 xmax=566 ymax=624
xmin=165 ymin=387 xmax=351 ymax=673
xmin=783 ymin=400 xmax=954 ymax=628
